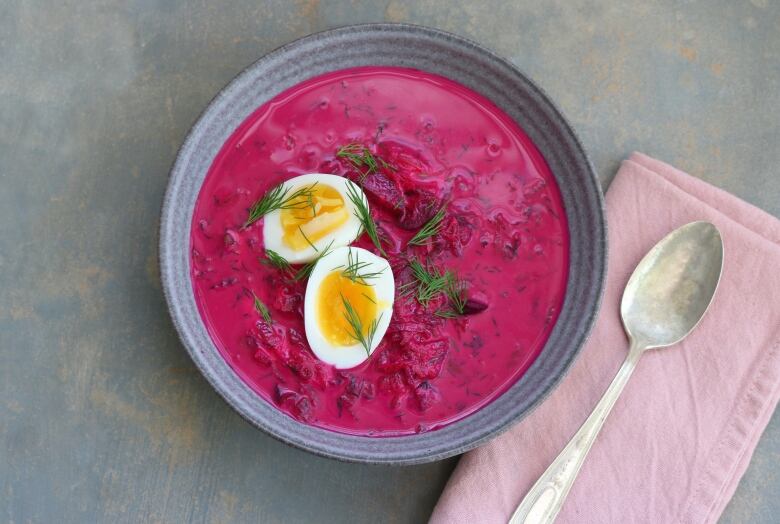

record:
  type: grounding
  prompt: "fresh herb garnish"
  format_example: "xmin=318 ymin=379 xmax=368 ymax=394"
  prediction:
xmin=444 ymin=271 xmax=468 ymax=315
xmin=334 ymin=247 xmax=385 ymax=285
xmin=340 ymin=293 xmax=383 ymax=356
xmin=292 ymin=240 xmax=335 ymax=282
xmin=407 ymin=205 xmax=447 ymax=246
xmin=251 ymin=292 xmax=272 ymax=324
xmin=243 ymin=181 xmax=318 ymax=227
xmin=336 ymin=143 xmax=392 ymax=181
xmin=401 ymin=258 xmax=468 ymax=316
xmin=345 ymin=180 xmax=387 ymax=257
xmin=400 ymin=258 xmax=449 ymax=307
xmin=434 ymin=308 xmax=458 ymax=319
xmin=297 ymin=225 xmax=318 ymax=252
xmin=261 ymin=249 xmax=293 ymax=274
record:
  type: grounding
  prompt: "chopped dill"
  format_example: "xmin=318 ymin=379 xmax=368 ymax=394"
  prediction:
xmin=334 ymin=247 xmax=385 ymax=285
xmin=297 ymin=225 xmax=318 ymax=252
xmin=444 ymin=271 xmax=468 ymax=315
xmin=251 ymin=292 xmax=272 ymax=324
xmin=345 ymin=180 xmax=387 ymax=257
xmin=341 ymin=293 xmax=382 ymax=356
xmin=336 ymin=143 xmax=392 ymax=181
xmin=399 ymin=258 xmax=449 ymax=307
xmin=434 ymin=308 xmax=458 ymax=319
xmin=407 ymin=205 xmax=447 ymax=246
xmin=261 ymin=249 xmax=293 ymax=275
xmin=244 ymin=181 xmax=318 ymax=227
xmin=401 ymin=258 xmax=468 ymax=316
xmin=292 ymin=240 xmax=335 ymax=282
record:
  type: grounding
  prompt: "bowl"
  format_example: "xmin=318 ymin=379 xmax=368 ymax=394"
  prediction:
xmin=160 ymin=23 xmax=606 ymax=464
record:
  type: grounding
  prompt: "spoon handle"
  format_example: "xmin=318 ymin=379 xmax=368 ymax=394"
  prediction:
xmin=508 ymin=340 xmax=644 ymax=524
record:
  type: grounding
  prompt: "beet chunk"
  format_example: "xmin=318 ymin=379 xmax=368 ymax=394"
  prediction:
xmin=361 ymin=171 xmax=405 ymax=211
xmin=274 ymin=384 xmax=315 ymax=422
xmin=463 ymin=291 xmax=489 ymax=315
xmin=398 ymin=189 xmax=439 ymax=230
xmin=412 ymin=381 xmax=441 ymax=412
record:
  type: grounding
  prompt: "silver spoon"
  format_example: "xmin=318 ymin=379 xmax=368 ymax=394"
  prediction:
xmin=509 ymin=221 xmax=724 ymax=524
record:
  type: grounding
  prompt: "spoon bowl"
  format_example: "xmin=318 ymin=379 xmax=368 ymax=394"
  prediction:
xmin=621 ymin=221 xmax=724 ymax=349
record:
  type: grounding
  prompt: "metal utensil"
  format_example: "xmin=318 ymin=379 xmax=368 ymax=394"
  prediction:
xmin=509 ymin=221 xmax=724 ymax=524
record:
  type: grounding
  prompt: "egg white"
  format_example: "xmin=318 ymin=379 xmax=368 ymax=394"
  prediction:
xmin=304 ymin=246 xmax=395 ymax=369
xmin=262 ymin=173 xmax=365 ymax=264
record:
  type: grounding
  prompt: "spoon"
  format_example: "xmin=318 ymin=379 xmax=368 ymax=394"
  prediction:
xmin=509 ymin=221 xmax=724 ymax=524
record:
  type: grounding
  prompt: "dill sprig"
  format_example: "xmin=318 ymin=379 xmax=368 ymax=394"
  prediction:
xmin=401 ymin=258 xmax=468 ymax=316
xmin=407 ymin=205 xmax=447 ymax=246
xmin=345 ymin=180 xmax=387 ymax=257
xmin=333 ymin=247 xmax=385 ymax=285
xmin=340 ymin=293 xmax=383 ymax=356
xmin=399 ymin=258 xmax=449 ymax=307
xmin=244 ymin=182 xmax=319 ymax=227
xmin=444 ymin=271 xmax=468 ymax=315
xmin=251 ymin=292 xmax=272 ymax=324
xmin=261 ymin=249 xmax=293 ymax=274
xmin=297 ymin=225 xmax=319 ymax=252
xmin=434 ymin=308 xmax=458 ymax=319
xmin=292 ymin=240 xmax=335 ymax=282
xmin=336 ymin=143 xmax=392 ymax=181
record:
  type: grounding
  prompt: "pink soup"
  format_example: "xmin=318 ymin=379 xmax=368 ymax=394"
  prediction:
xmin=190 ymin=67 xmax=569 ymax=436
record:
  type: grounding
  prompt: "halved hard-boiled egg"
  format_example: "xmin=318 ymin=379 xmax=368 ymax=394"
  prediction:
xmin=263 ymin=173 xmax=365 ymax=264
xmin=304 ymin=246 xmax=394 ymax=369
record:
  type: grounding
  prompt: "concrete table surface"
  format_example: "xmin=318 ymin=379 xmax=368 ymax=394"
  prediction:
xmin=2 ymin=1 xmax=778 ymax=522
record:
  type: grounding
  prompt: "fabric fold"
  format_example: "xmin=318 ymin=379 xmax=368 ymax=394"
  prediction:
xmin=430 ymin=153 xmax=780 ymax=524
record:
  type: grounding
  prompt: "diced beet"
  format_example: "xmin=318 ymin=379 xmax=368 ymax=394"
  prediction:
xmin=293 ymin=396 xmax=314 ymax=422
xmin=223 ymin=229 xmax=240 ymax=253
xmin=398 ymin=189 xmax=439 ymax=230
xmin=345 ymin=375 xmax=365 ymax=397
xmin=361 ymin=171 xmax=405 ymax=211
xmin=361 ymin=382 xmax=376 ymax=400
xmin=275 ymin=384 xmax=315 ymax=422
xmin=251 ymin=321 xmax=287 ymax=362
xmin=253 ymin=348 xmax=272 ymax=366
xmin=275 ymin=384 xmax=298 ymax=402
xmin=377 ymin=140 xmax=430 ymax=175
xmin=318 ymin=159 xmax=343 ymax=175
xmin=463 ymin=291 xmax=489 ymax=315
xmin=412 ymin=381 xmax=441 ymax=412
xmin=379 ymin=372 xmax=407 ymax=394
xmin=274 ymin=286 xmax=302 ymax=313
xmin=288 ymin=328 xmax=306 ymax=348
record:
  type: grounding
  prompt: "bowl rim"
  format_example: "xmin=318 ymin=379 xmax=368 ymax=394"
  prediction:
xmin=159 ymin=22 xmax=607 ymax=465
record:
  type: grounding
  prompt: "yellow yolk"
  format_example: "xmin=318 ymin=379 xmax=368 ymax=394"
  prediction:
xmin=280 ymin=184 xmax=349 ymax=250
xmin=316 ymin=271 xmax=379 ymax=347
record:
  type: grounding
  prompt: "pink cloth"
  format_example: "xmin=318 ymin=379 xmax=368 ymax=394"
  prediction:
xmin=430 ymin=153 xmax=780 ymax=524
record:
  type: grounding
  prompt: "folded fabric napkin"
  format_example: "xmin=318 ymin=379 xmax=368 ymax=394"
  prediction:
xmin=430 ymin=153 xmax=780 ymax=524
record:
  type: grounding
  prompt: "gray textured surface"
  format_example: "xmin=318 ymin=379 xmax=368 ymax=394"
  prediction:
xmin=160 ymin=23 xmax=606 ymax=465
xmin=1 ymin=1 xmax=777 ymax=522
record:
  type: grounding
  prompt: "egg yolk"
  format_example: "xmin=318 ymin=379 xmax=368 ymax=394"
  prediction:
xmin=316 ymin=271 xmax=379 ymax=347
xmin=280 ymin=184 xmax=349 ymax=250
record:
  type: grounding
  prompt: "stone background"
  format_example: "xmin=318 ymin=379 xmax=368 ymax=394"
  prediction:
xmin=1 ymin=1 xmax=778 ymax=522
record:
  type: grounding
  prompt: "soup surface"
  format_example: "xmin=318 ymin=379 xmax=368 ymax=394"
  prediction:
xmin=190 ymin=67 xmax=569 ymax=436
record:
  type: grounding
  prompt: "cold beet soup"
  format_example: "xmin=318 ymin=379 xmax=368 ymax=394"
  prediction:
xmin=190 ymin=67 xmax=569 ymax=436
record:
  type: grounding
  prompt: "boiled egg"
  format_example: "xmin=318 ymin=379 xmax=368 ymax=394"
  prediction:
xmin=304 ymin=246 xmax=394 ymax=369
xmin=263 ymin=173 xmax=365 ymax=264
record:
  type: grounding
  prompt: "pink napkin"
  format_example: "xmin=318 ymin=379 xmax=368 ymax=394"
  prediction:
xmin=430 ymin=153 xmax=780 ymax=523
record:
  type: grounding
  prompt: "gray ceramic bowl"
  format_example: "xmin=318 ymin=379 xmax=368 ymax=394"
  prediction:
xmin=160 ymin=23 xmax=606 ymax=465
